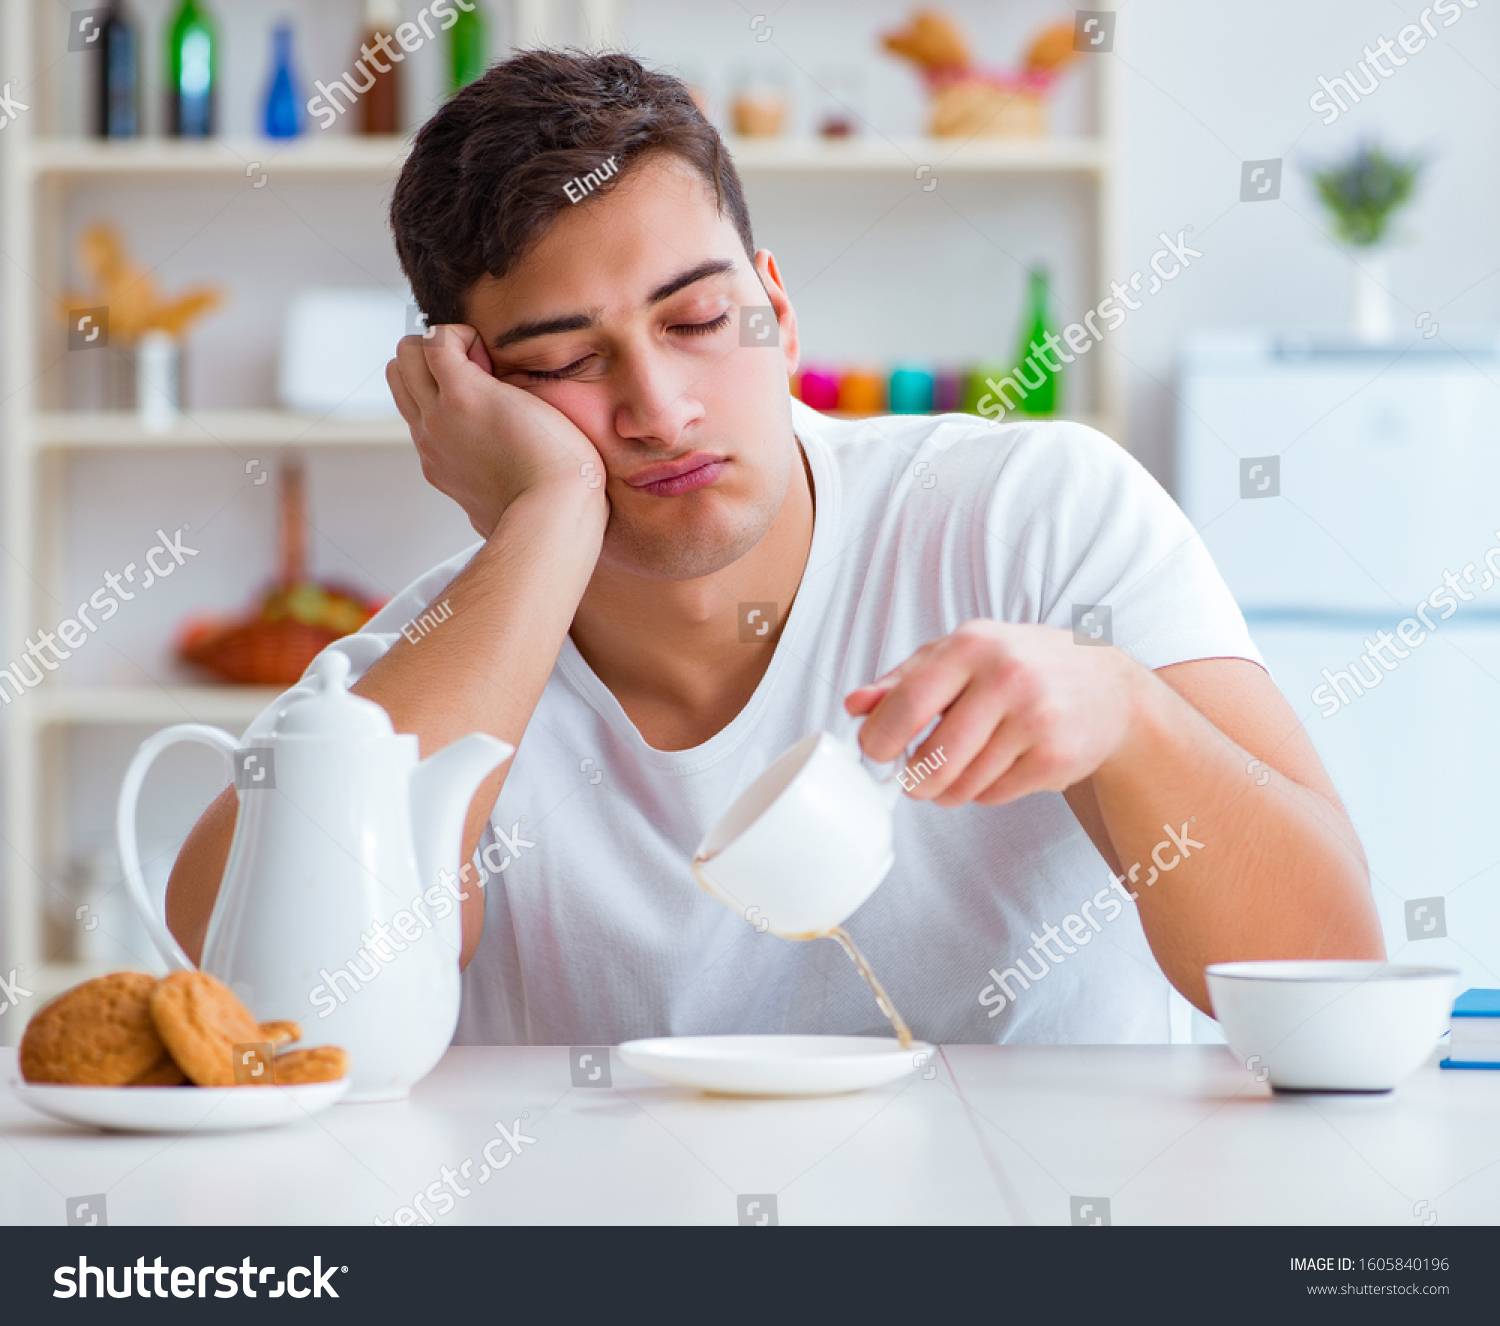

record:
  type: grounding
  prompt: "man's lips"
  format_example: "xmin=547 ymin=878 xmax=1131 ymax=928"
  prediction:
xmin=625 ymin=454 xmax=728 ymax=497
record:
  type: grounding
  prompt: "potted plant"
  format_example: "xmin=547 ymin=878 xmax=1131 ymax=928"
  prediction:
xmin=1308 ymin=142 xmax=1423 ymax=341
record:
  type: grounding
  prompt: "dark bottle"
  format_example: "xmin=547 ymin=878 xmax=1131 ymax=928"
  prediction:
xmin=359 ymin=0 xmax=402 ymax=134
xmin=95 ymin=1 xmax=140 ymax=138
xmin=168 ymin=0 xmax=216 ymax=138
xmin=263 ymin=22 xmax=301 ymax=138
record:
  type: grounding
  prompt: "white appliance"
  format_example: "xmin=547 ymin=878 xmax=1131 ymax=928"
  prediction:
xmin=1178 ymin=332 xmax=1500 ymax=998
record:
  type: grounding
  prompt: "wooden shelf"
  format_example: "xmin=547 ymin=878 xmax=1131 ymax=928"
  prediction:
xmin=31 ymin=686 xmax=286 ymax=727
xmin=33 ymin=409 xmax=409 ymax=451
xmin=24 ymin=134 xmax=413 ymax=179
xmin=23 ymin=134 xmax=1108 ymax=181
xmin=725 ymin=135 xmax=1109 ymax=174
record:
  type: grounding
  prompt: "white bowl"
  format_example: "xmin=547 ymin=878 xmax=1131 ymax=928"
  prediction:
xmin=1205 ymin=960 xmax=1457 ymax=1092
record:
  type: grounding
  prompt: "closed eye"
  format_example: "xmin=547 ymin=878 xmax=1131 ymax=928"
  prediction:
xmin=671 ymin=312 xmax=731 ymax=337
xmin=523 ymin=312 xmax=731 ymax=380
xmin=526 ymin=356 xmax=593 ymax=382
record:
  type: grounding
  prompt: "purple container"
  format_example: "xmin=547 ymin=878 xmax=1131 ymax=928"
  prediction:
xmin=933 ymin=370 xmax=963 ymax=414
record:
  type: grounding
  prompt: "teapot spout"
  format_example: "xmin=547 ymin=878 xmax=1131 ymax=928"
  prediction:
xmin=410 ymin=733 xmax=515 ymax=912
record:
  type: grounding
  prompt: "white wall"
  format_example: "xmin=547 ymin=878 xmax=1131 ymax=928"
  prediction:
xmin=1114 ymin=0 xmax=1500 ymax=481
xmin=2 ymin=0 xmax=1498 ymax=980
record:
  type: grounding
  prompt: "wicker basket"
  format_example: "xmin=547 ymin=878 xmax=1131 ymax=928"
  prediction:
xmin=177 ymin=460 xmax=380 ymax=686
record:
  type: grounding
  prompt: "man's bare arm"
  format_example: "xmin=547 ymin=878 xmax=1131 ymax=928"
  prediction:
xmin=849 ymin=625 xmax=1382 ymax=1014
xmin=166 ymin=326 xmax=607 ymax=967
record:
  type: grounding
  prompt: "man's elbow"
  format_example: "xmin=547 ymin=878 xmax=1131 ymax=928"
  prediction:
xmin=164 ymin=786 xmax=238 ymax=965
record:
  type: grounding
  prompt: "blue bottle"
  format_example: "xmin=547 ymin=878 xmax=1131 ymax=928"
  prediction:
xmin=263 ymin=22 xmax=302 ymax=138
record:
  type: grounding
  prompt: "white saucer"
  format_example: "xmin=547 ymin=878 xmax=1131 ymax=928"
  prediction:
xmin=13 ymin=1077 xmax=350 ymax=1133
xmin=616 ymin=1035 xmax=934 ymax=1097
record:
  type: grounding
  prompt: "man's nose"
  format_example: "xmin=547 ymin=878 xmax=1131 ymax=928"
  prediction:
xmin=613 ymin=363 xmax=704 ymax=446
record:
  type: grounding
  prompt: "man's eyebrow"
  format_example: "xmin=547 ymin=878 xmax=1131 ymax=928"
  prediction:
xmin=490 ymin=311 xmax=598 ymax=353
xmin=647 ymin=258 xmax=736 ymax=304
xmin=488 ymin=259 xmax=736 ymax=352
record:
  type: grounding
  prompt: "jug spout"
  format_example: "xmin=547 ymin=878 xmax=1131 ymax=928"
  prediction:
xmin=410 ymin=733 xmax=515 ymax=905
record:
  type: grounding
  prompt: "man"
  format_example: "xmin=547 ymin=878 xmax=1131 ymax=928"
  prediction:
xmin=167 ymin=51 xmax=1381 ymax=1045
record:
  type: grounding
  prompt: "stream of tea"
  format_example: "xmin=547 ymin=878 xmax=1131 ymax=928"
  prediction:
xmin=691 ymin=858 xmax=915 ymax=1048
xmin=828 ymin=925 xmax=915 ymax=1049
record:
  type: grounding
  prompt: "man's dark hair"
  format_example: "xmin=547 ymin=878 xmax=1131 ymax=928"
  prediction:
xmin=391 ymin=49 xmax=755 ymax=325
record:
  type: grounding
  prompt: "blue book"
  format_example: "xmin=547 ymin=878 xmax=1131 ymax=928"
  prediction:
xmin=1440 ymin=989 xmax=1500 ymax=1070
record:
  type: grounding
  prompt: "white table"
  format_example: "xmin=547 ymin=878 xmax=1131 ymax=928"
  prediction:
xmin=2 ymin=1046 xmax=1496 ymax=1225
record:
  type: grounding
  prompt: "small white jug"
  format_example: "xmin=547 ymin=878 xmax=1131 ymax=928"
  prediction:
xmin=693 ymin=728 xmax=904 ymax=939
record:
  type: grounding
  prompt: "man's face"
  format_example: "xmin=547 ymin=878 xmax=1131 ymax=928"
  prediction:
xmin=464 ymin=153 xmax=801 ymax=582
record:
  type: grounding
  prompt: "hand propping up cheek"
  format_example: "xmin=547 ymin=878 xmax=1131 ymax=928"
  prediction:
xmin=386 ymin=324 xmax=606 ymax=539
xmin=844 ymin=620 xmax=1143 ymax=807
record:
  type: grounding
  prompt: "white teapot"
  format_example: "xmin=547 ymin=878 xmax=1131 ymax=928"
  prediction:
xmin=117 ymin=651 xmax=513 ymax=1101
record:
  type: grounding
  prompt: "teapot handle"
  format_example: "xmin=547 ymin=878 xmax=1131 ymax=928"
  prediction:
xmin=116 ymin=723 xmax=240 ymax=972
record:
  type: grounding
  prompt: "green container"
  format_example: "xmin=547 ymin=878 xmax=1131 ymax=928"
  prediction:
xmin=168 ymin=0 xmax=215 ymax=137
xmin=450 ymin=3 xmax=487 ymax=92
xmin=1010 ymin=265 xmax=1060 ymax=416
xmin=961 ymin=366 xmax=1009 ymax=416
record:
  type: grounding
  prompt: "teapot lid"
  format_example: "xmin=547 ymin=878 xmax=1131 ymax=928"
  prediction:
xmin=272 ymin=651 xmax=393 ymax=739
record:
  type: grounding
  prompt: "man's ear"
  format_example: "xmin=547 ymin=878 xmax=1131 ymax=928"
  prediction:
xmin=754 ymin=249 xmax=800 ymax=379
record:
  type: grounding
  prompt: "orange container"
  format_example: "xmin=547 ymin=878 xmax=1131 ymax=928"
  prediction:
xmin=837 ymin=369 xmax=885 ymax=415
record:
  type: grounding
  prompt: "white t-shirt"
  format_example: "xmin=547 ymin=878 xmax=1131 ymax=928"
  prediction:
xmin=247 ymin=402 xmax=1262 ymax=1046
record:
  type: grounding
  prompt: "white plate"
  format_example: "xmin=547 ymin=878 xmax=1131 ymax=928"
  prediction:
xmin=617 ymin=1035 xmax=934 ymax=1096
xmin=13 ymin=1077 xmax=350 ymax=1133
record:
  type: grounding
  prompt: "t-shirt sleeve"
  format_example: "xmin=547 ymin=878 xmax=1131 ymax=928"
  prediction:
xmin=971 ymin=421 xmax=1263 ymax=671
xmin=240 ymin=540 xmax=485 ymax=740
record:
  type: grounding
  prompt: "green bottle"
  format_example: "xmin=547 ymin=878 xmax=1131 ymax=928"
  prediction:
xmin=450 ymin=2 xmax=487 ymax=93
xmin=1011 ymin=266 xmax=1060 ymax=416
xmin=168 ymin=0 xmax=215 ymax=137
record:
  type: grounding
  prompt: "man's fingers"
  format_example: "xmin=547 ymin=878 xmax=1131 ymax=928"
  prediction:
xmin=386 ymin=359 xmax=419 ymax=426
xmin=973 ymin=745 xmax=1065 ymax=808
xmin=419 ymin=323 xmax=486 ymax=387
xmin=394 ymin=336 xmax=440 ymax=413
xmin=900 ymin=684 xmax=1011 ymax=801
xmin=859 ymin=654 xmax=970 ymax=762
xmin=931 ymin=720 xmax=1031 ymax=806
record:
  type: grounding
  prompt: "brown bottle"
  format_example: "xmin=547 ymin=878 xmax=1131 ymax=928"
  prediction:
xmin=358 ymin=0 xmax=401 ymax=134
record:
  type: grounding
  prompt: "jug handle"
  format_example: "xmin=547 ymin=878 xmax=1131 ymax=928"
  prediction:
xmin=116 ymin=723 xmax=240 ymax=972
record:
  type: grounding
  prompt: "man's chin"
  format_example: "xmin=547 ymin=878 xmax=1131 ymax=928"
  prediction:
xmin=599 ymin=510 xmax=770 ymax=582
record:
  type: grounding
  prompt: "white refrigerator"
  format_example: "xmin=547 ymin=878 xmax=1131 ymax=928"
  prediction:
xmin=1177 ymin=332 xmax=1500 ymax=998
